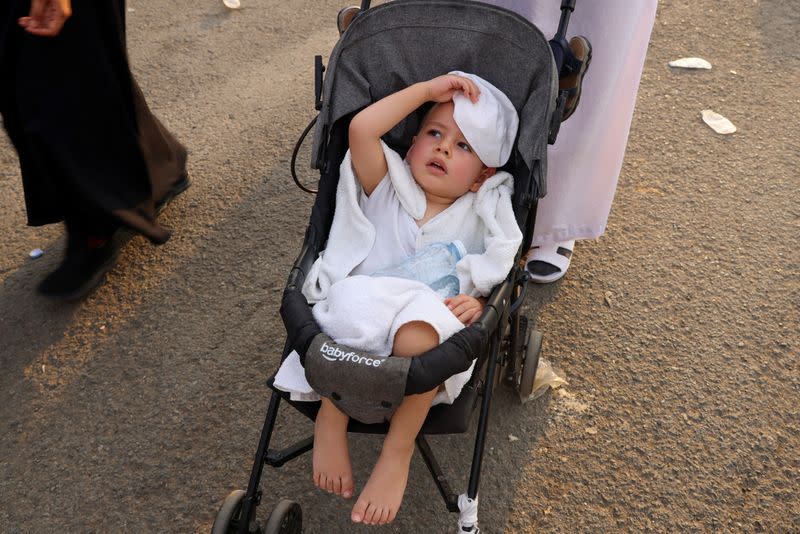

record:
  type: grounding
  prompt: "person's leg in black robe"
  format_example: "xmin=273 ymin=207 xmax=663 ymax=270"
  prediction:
xmin=0 ymin=0 xmax=188 ymax=299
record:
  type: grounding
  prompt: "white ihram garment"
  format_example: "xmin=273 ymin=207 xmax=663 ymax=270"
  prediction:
xmin=274 ymin=143 xmax=522 ymax=407
xmin=482 ymin=0 xmax=658 ymax=245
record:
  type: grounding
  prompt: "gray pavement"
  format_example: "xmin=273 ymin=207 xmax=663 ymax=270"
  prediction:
xmin=0 ymin=1 xmax=797 ymax=532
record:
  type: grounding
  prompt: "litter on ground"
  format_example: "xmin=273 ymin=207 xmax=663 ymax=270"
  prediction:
xmin=531 ymin=358 xmax=568 ymax=400
xmin=668 ymin=57 xmax=712 ymax=69
xmin=701 ymin=109 xmax=736 ymax=134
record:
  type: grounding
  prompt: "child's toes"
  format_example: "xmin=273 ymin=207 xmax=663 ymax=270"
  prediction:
xmin=341 ymin=476 xmax=354 ymax=499
xmin=377 ymin=507 xmax=391 ymax=525
xmin=351 ymin=498 xmax=369 ymax=523
xmin=364 ymin=503 xmax=379 ymax=525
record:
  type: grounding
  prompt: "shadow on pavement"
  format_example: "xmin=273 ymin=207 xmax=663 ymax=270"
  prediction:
xmin=0 ymin=233 xmax=77 ymax=405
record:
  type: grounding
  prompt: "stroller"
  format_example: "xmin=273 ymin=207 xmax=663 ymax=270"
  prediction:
xmin=212 ymin=1 xmax=587 ymax=532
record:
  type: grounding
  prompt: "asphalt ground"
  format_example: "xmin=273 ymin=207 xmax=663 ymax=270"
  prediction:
xmin=0 ymin=1 xmax=797 ymax=532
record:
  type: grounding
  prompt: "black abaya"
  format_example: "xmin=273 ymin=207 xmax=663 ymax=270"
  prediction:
xmin=0 ymin=0 xmax=186 ymax=243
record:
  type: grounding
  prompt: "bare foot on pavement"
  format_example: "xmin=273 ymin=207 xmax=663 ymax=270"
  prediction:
xmin=312 ymin=400 xmax=354 ymax=498
xmin=351 ymin=443 xmax=413 ymax=525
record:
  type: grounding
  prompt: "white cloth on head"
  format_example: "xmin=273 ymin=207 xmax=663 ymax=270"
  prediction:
xmin=478 ymin=0 xmax=658 ymax=244
xmin=449 ymin=71 xmax=519 ymax=168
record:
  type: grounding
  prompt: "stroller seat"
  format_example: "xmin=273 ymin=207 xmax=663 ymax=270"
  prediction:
xmin=267 ymin=376 xmax=479 ymax=435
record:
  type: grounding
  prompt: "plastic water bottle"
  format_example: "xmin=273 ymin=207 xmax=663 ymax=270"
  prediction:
xmin=428 ymin=274 xmax=461 ymax=299
xmin=371 ymin=241 xmax=466 ymax=298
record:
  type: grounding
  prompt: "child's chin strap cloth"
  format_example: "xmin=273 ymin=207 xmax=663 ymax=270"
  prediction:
xmin=280 ymin=288 xmax=488 ymax=423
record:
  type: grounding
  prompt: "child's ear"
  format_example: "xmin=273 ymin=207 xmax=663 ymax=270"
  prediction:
xmin=470 ymin=167 xmax=496 ymax=192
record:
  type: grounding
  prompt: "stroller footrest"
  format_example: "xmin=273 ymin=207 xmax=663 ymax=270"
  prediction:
xmin=266 ymin=436 xmax=314 ymax=467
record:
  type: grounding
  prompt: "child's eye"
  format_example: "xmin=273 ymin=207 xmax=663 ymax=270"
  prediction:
xmin=457 ymin=142 xmax=472 ymax=152
xmin=427 ymin=129 xmax=441 ymax=138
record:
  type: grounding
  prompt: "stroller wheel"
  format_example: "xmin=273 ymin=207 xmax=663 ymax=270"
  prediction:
xmin=211 ymin=490 xmax=246 ymax=534
xmin=264 ymin=499 xmax=302 ymax=534
xmin=518 ymin=330 xmax=542 ymax=403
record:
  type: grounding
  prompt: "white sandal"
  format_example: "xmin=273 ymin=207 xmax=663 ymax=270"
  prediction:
xmin=525 ymin=240 xmax=575 ymax=283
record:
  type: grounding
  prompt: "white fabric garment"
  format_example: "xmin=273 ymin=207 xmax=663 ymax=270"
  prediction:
xmin=280 ymin=142 xmax=522 ymax=407
xmin=273 ymin=275 xmax=475 ymax=406
xmin=302 ymin=142 xmax=522 ymax=302
xmin=481 ymin=0 xmax=658 ymax=244
xmin=449 ymin=71 xmax=519 ymax=167
xmin=350 ymin=176 xmax=419 ymax=276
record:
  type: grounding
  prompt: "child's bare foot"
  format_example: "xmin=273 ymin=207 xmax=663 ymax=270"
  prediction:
xmin=313 ymin=399 xmax=354 ymax=498
xmin=351 ymin=442 xmax=413 ymax=525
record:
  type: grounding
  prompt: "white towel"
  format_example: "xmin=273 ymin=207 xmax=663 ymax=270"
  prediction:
xmin=273 ymin=275 xmax=475 ymax=406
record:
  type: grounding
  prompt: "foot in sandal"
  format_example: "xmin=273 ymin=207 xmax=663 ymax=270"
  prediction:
xmin=350 ymin=441 xmax=414 ymax=525
xmin=313 ymin=398 xmax=355 ymax=498
xmin=525 ymin=239 xmax=575 ymax=283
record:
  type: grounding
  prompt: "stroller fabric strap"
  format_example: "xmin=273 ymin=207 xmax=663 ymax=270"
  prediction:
xmin=280 ymin=288 xmax=487 ymax=423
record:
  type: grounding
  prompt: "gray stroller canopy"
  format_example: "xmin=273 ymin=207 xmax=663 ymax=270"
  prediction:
xmin=311 ymin=0 xmax=558 ymax=173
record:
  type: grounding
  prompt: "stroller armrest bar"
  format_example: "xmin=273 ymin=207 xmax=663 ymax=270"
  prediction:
xmin=305 ymin=333 xmax=411 ymax=424
xmin=280 ymin=289 xmax=322 ymax=364
xmin=404 ymin=324 xmax=488 ymax=395
xmin=474 ymin=275 xmax=515 ymax=334
xmin=280 ymin=288 xmax=489 ymax=398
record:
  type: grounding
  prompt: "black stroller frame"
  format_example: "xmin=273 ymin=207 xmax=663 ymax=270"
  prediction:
xmin=212 ymin=1 xmax=584 ymax=532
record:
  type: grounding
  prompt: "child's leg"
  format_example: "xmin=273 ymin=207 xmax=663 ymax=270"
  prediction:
xmin=351 ymin=321 xmax=439 ymax=525
xmin=313 ymin=397 xmax=354 ymax=498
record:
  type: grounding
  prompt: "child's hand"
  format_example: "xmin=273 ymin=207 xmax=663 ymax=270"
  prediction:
xmin=425 ymin=74 xmax=481 ymax=104
xmin=444 ymin=294 xmax=485 ymax=325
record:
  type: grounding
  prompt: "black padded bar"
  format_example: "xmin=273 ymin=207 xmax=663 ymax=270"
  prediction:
xmin=405 ymin=325 xmax=487 ymax=395
xmin=280 ymin=289 xmax=322 ymax=363
xmin=280 ymin=288 xmax=488 ymax=396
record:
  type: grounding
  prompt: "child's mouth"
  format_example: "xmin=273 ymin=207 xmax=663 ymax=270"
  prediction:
xmin=427 ymin=160 xmax=447 ymax=175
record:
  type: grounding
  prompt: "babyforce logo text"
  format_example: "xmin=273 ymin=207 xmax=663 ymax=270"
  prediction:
xmin=320 ymin=342 xmax=383 ymax=367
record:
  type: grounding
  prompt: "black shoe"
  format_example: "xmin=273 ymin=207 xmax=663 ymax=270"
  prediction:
xmin=37 ymin=237 xmax=120 ymax=301
xmin=155 ymin=172 xmax=191 ymax=216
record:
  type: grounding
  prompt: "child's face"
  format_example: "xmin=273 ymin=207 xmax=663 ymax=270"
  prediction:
xmin=406 ymin=102 xmax=495 ymax=202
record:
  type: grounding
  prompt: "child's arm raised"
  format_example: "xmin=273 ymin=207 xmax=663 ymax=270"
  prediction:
xmin=348 ymin=74 xmax=480 ymax=195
